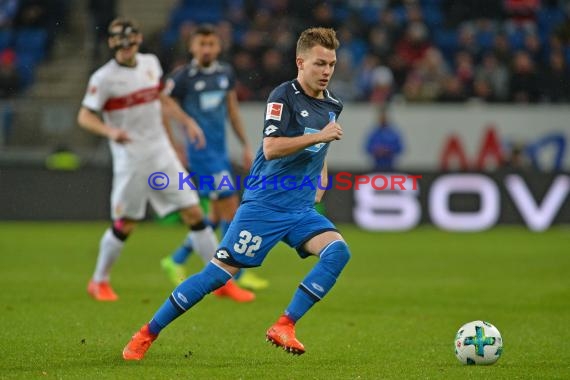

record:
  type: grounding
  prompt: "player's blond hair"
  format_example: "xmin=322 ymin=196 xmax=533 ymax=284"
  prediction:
xmin=296 ymin=27 xmax=339 ymax=55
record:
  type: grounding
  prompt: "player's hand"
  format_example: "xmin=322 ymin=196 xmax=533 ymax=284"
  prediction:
xmin=186 ymin=120 xmax=206 ymax=149
xmin=242 ymin=147 xmax=253 ymax=171
xmin=109 ymin=128 xmax=131 ymax=144
xmin=319 ymin=121 xmax=343 ymax=143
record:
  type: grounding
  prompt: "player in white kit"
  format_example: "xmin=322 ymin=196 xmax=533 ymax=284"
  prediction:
xmin=77 ymin=18 xmax=254 ymax=302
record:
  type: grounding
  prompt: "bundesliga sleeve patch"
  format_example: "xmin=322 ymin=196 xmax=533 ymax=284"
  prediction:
xmin=265 ymin=102 xmax=283 ymax=121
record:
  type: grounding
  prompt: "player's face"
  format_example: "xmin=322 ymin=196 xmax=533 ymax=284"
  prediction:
xmin=191 ymin=34 xmax=221 ymax=67
xmin=108 ymin=28 xmax=142 ymax=65
xmin=297 ymin=45 xmax=336 ymax=98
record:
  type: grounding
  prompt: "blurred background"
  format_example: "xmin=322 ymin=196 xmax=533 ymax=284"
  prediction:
xmin=0 ymin=0 xmax=568 ymax=230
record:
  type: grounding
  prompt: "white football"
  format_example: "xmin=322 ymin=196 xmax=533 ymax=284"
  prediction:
xmin=454 ymin=320 xmax=503 ymax=365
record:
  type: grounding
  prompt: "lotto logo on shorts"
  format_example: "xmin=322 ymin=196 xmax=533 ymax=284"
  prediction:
xmin=266 ymin=102 xmax=283 ymax=121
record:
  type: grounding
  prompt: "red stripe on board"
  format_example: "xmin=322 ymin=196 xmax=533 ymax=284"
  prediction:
xmin=103 ymin=85 xmax=160 ymax=111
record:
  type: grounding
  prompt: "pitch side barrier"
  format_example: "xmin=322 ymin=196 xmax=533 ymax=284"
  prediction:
xmin=323 ymin=171 xmax=570 ymax=232
xmin=1 ymin=167 xmax=568 ymax=227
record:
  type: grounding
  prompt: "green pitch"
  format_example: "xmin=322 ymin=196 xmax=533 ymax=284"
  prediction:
xmin=1 ymin=222 xmax=569 ymax=379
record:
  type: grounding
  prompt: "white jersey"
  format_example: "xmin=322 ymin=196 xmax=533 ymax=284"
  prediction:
xmin=81 ymin=53 xmax=172 ymax=173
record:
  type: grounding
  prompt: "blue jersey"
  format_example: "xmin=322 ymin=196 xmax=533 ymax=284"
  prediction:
xmin=242 ymin=79 xmax=343 ymax=212
xmin=168 ymin=60 xmax=235 ymax=174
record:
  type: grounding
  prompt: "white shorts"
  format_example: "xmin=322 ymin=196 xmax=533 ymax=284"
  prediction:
xmin=110 ymin=154 xmax=199 ymax=220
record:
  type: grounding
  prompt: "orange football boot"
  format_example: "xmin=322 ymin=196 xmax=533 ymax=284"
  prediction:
xmin=87 ymin=280 xmax=118 ymax=301
xmin=266 ymin=316 xmax=305 ymax=355
xmin=122 ymin=323 xmax=157 ymax=361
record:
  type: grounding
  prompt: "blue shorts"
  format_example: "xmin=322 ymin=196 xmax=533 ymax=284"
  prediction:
xmin=215 ymin=202 xmax=337 ymax=268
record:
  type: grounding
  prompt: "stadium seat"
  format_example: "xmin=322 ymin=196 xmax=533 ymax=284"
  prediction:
xmin=14 ymin=28 xmax=48 ymax=64
xmin=0 ymin=30 xmax=13 ymax=51
xmin=15 ymin=52 xmax=37 ymax=88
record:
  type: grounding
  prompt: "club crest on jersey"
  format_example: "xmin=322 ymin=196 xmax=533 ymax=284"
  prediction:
xmin=303 ymin=127 xmax=325 ymax=152
xmin=218 ymin=75 xmax=229 ymax=89
xmin=266 ymin=102 xmax=283 ymax=121
xmin=88 ymin=86 xmax=97 ymax=94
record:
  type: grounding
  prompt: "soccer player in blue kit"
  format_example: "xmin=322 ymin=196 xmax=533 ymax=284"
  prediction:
xmin=123 ymin=27 xmax=351 ymax=360
xmin=160 ymin=25 xmax=268 ymax=297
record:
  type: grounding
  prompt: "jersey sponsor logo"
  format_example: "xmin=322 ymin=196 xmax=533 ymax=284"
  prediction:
xmin=199 ymin=90 xmax=224 ymax=111
xmin=266 ymin=102 xmax=283 ymax=121
xmin=194 ymin=80 xmax=206 ymax=91
xmin=264 ymin=125 xmax=279 ymax=136
xmin=303 ymin=127 xmax=325 ymax=152
xmin=103 ymin=85 xmax=160 ymax=111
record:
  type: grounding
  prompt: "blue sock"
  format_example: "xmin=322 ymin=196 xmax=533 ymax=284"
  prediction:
xmin=284 ymin=240 xmax=351 ymax=322
xmin=172 ymin=234 xmax=193 ymax=264
xmin=148 ymin=262 xmax=232 ymax=335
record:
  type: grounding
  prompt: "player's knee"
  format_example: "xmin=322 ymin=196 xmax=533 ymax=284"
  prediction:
xmin=112 ymin=219 xmax=134 ymax=240
xmin=180 ymin=205 xmax=204 ymax=226
xmin=320 ymin=240 xmax=351 ymax=273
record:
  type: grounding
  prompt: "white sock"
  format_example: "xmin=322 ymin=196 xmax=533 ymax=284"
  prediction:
xmin=92 ymin=228 xmax=124 ymax=282
xmin=190 ymin=226 xmax=219 ymax=264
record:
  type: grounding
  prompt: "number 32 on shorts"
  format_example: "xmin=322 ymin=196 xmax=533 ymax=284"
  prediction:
xmin=233 ymin=230 xmax=262 ymax=257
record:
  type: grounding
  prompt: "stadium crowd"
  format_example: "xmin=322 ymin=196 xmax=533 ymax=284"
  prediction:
xmin=0 ymin=0 xmax=70 ymax=94
xmin=155 ymin=0 xmax=570 ymax=104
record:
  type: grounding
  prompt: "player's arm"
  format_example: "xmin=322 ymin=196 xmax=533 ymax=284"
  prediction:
xmin=263 ymin=121 xmax=343 ymax=160
xmin=77 ymin=107 xmax=131 ymax=143
xmin=227 ymin=89 xmax=253 ymax=169
xmin=160 ymin=93 xmax=205 ymax=149
xmin=315 ymin=161 xmax=328 ymax=203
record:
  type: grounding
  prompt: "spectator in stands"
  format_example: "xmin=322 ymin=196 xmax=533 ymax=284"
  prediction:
xmin=364 ymin=108 xmax=404 ymax=172
xmin=523 ymin=32 xmax=544 ymax=67
xmin=472 ymin=78 xmax=497 ymax=102
xmin=15 ymin=0 xmax=67 ymax=59
xmin=438 ymin=75 xmax=467 ymax=102
xmin=454 ymin=51 xmax=475 ymax=95
xmin=0 ymin=49 xmax=21 ymax=97
xmin=257 ymin=48 xmax=292 ymax=100
xmin=509 ymin=50 xmax=540 ymax=102
xmin=492 ymin=33 xmax=512 ymax=66
xmin=395 ymin=22 xmax=431 ymax=72
xmin=309 ymin=1 xmax=338 ymax=29
xmin=456 ymin=24 xmax=482 ymax=60
xmin=368 ymin=26 xmax=392 ymax=62
xmin=355 ymin=53 xmax=381 ymax=100
xmin=231 ymin=48 xmax=260 ymax=101
xmin=403 ymin=47 xmax=448 ymax=102
xmin=155 ymin=0 xmax=570 ymax=105
xmin=0 ymin=0 xmax=18 ymax=28
xmin=540 ymin=50 xmax=570 ymax=102
xmin=476 ymin=52 xmax=510 ymax=101
xmin=368 ymin=63 xmax=394 ymax=104
xmin=504 ymin=0 xmax=540 ymax=33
